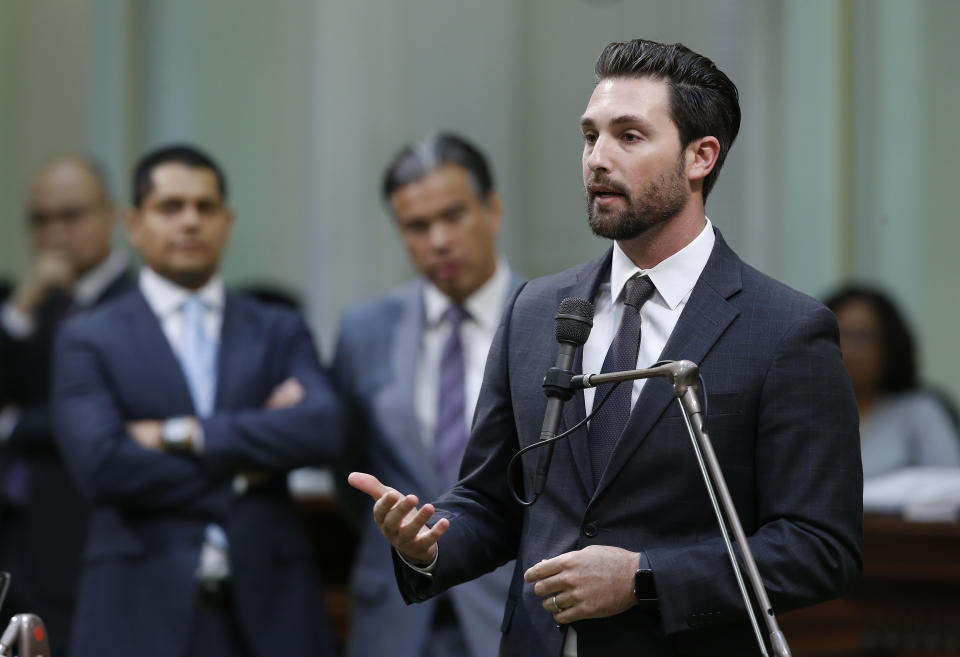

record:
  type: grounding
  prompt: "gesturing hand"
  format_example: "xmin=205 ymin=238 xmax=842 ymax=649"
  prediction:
xmin=524 ymin=545 xmax=640 ymax=624
xmin=348 ymin=472 xmax=450 ymax=567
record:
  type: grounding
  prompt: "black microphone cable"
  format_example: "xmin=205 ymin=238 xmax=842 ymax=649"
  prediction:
xmin=507 ymin=362 xmax=710 ymax=506
xmin=508 ymin=379 xmax=622 ymax=506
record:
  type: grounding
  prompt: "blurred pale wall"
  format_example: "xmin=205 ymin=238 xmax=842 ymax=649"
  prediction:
xmin=1 ymin=0 xmax=957 ymax=400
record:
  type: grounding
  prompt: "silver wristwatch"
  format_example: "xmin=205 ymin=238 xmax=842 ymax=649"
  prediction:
xmin=161 ymin=417 xmax=194 ymax=452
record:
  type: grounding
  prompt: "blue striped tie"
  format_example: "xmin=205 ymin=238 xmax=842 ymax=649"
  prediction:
xmin=434 ymin=305 xmax=470 ymax=490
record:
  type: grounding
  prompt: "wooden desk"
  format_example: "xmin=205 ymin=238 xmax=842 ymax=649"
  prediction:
xmin=779 ymin=515 xmax=960 ymax=657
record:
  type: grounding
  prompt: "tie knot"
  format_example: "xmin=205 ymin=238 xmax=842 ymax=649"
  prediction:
xmin=623 ymin=274 xmax=655 ymax=311
xmin=443 ymin=304 xmax=469 ymax=328
xmin=182 ymin=295 xmax=207 ymax=314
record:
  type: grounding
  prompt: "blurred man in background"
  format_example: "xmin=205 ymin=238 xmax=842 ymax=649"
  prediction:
xmin=333 ymin=133 xmax=521 ymax=657
xmin=0 ymin=156 xmax=131 ymax=655
xmin=52 ymin=144 xmax=343 ymax=657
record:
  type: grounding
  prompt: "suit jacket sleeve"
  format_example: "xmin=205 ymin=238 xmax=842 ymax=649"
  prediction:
xmin=197 ymin=313 xmax=344 ymax=474
xmin=0 ymin=303 xmax=57 ymax=455
xmin=53 ymin=319 xmax=224 ymax=511
xmin=646 ymin=303 xmax=863 ymax=634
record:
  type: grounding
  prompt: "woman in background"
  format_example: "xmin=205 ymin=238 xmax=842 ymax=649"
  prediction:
xmin=825 ymin=286 xmax=960 ymax=479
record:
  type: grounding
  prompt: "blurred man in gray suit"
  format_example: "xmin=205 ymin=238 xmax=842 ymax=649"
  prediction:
xmin=333 ymin=133 xmax=521 ymax=657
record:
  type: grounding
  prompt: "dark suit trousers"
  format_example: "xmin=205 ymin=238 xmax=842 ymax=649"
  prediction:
xmin=183 ymin=587 xmax=254 ymax=657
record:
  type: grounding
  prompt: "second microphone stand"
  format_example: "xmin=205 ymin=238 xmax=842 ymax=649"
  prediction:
xmin=571 ymin=360 xmax=791 ymax=657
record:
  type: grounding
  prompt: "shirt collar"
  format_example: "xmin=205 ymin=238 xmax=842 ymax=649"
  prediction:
xmin=609 ymin=218 xmax=715 ymax=310
xmin=73 ymin=250 xmax=129 ymax=308
xmin=423 ymin=257 xmax=511 ymax=330
xmin=138 ymin=266 xmax=225 ymax=319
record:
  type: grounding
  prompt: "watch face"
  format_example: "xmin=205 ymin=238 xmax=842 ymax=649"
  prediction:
xmin=634 ymin=569 xmax=657 ymax=601
xmin=163 ymin=418 xmax=192 ymax=448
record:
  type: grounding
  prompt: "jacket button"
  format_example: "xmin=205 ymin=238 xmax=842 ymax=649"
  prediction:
xmin=583 ymin=522 xmax=598 ymax=537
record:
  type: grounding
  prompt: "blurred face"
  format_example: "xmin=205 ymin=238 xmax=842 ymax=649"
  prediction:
xmin=127 ymin=163 xmax=233 ymax=290
xmin=835 ymin=299 xmax=885 ymax=395
xmin=581 ymin=76 xmax=690 ymax=240
xmin=26 ymin=161 xmax=114 ymax=275
xmin=390 ymin=164 xmax=501 ymax=303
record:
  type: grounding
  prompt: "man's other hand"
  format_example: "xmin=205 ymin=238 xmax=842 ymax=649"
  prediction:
xmin=126 ymin=420 xmax=163 ymax=451
xmin=348 ymin=472 xmax=450 ymax=567
xmin=524 ymin=545 xmax=640 ymax=624
xmin=265 ymin=377 xmax=305 ymax=409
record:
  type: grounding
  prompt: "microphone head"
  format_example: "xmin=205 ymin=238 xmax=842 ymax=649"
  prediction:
xmin=555 ymin=297 xmax=594 ymax=346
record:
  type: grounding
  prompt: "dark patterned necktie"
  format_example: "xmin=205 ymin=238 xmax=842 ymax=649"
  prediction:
xmin=588 ymin=274 xmax=656 ymax=486
xmin=433 ymin=304 xmax=470 ymax=490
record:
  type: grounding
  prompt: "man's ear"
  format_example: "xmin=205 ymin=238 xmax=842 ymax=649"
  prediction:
xmin=686 ymin=136 xmax=721 ymax=183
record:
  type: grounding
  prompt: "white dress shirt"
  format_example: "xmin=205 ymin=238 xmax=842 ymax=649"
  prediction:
xmin=582 ymin=220 xmax=716 ymax=415
xmin=415 ymin=259 xmax=512 ymax=449
xmin=138 ymin=266 xmax=225 ymax=363
xmin=564 ymin=220 xmax=715 ymax=657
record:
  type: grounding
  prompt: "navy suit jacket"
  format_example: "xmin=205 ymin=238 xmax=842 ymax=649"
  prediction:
xmin=333 ymin=273 xmax=522 ymax=657
xmin=396 ymin=231 xmax=863 ymax=657
xmin=52 ymin=287 xmax=343 ymax=657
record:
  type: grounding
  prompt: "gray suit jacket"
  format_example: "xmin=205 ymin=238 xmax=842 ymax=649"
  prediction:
xmin=396 ymin=231 xmax=863 ymax=657
xmin=334 ymin=271 xmax=523 ymax=657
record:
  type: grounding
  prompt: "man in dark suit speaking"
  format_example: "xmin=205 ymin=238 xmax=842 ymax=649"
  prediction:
xmin=53 ymin=145 xmax=343 ymax=657
xmin=350 ymin=39 xmax=863 ymax=656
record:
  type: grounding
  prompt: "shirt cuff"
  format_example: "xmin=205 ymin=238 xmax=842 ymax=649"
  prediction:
xmin=396 ymin=547 xmax=438 ymax=576
xmin=1 ymin=302 xmax=36 ymax=339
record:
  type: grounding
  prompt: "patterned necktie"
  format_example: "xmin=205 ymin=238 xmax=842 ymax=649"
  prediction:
xmin=433 ymin=304 xmax=470 ymax=490
xmin=588 ymin=274 xmax=656 ymax=486
xmin=178 ymin=295 xmax=218 ymax=418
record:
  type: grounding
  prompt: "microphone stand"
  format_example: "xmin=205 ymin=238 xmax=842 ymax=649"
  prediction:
xmin=0 ymin=613 xmax=51 ymax=657
xmin=572 ymin=360 xmax=791 ymax=657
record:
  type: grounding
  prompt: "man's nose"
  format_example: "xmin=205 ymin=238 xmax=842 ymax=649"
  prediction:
xmin=586 ymin=134 xmax=613 ymax=173
xmin=179 ymin=205 xmax=202 ymax=228
xmin=428 ymin=222 xmax=452 ymax=249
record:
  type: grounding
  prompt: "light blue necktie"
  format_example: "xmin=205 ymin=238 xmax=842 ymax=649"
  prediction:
xmin=179 ymin=295 xmax=218 ymax=418
xmin=179 ymin=295 xmax=230 ymax=583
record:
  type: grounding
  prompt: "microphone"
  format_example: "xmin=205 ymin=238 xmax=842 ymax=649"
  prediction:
xmin=0 ymin=614 xmax=51 ymax=657
xmin=532 ymin=297 xmax=594 ymax=498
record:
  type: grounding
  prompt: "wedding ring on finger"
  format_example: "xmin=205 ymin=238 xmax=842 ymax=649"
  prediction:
xmin=552 ymin=595 xmax=562 ymax=613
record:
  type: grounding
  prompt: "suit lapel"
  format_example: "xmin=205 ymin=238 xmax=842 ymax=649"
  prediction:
xmin=592 ymin=231 xmax=743 ymax=500
xmin=380 ymin=285 xmax=437 ymax=494
xmin=215 ymin=293 xmax=254 ymax=411
xmin=125 ymin=290 xmax=196 ymax=413
xmin=556 ymin=250 xmax=613 ymax=498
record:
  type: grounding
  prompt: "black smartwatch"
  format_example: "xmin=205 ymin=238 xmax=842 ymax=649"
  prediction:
xmin=633 ymin=567 xmax=657 ymax=604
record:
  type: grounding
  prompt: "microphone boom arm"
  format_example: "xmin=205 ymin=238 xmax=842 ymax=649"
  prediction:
xmin=574 ymin=360 xmax=791 ymax=657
